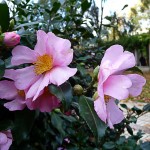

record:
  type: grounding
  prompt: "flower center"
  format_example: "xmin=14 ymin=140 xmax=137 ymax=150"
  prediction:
xmin=34 ymin=54 xmax=53 ymax=75
xmin=104 ymin=95 xmax=110 ymax=103
xmin=18 ymin=90 xmax=25 ymax=97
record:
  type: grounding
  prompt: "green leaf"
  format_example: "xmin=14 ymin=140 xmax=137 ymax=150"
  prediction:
xmin=122 ymin=4 xmax=128 ymax=10
xmin=12 ymin=109 xmax=37 ymax=144
xmin=120 ymin=104 xmax=128 ymax=109
xmin=0 ymin=59 xmax=5 ymax=79
xmin=51 ymin=2 xmax=61 ymax=14
xmin=77 ymin=64 xmax=87 ymax=77
xmin=51 ymin=112 xmax=65 ymax=137
xmin=0 ymin=120 xmax=13 ymax=131
xmin=0 ymin=1 xmax=9 ymax=32
xmin=49 ymin=82 xmax=73 ymax=110
xmin=143 ymin=103 xmax=150 ymax=112
xmin=103 ymin=141 xmax=115 ymax=149
xmin=81 ymin=0 xmax=91 ymax=13
xmin=79 ymin=96 xmax=106 ymax=142
xmin=126 ymin=125 xmax=133 ymax=135
xmin=127 ymin=66 xmax=143 ymax=75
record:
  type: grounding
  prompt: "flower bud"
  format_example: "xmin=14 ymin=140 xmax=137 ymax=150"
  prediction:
xmin=9 ymin=19 xmax=15 ymax=30
xmin=73 ymin=84 xmax=83 ymax=95
xmin=3 ymin=31 xmax=20 ymax=47
xmin=92 ymin=91 xmax=98 ymax=100
xmin=93 ymin=65 xmax=99 ymax=80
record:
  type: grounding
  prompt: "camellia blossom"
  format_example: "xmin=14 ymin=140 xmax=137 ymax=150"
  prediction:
xmin=3 ymin=32 xmax=20 ymax=47
xmin=94 ymin=45 xmax=146 ymax=128
xmin=11 ymin=30 xmax=77 ymax=101
xmin=0 ymin=130 xmax=12 ymax=150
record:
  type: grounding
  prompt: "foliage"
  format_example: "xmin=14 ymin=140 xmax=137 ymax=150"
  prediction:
xmin=0 ymin=0 xmax=149 ymax=150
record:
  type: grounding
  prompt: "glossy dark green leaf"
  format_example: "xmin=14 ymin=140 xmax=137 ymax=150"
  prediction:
xmin=0 ymin=1 xmax=9 ymax=32
xmin=0 ymin=120 xmax=13 ymax=131
xmin=81 ymin=0 xmax=91 ymax=13
xmin=51 ymin=2 xmax=61 ymax=14
xmin=51 ymin=112 xmax=65 ymax=137
xmin=103 ymin=141 xmax=115 ymax=149
xmin=12 ymin=109 xmax=37 ymax=144
xmin=79 ymin=96 xmax=107 ymax=142
xmin=49 ymin=82 xmax=73 ymax=110
xmin=77 ymin=64 xmax=87 ymax=77
xmin=0 ymin=59 xmax=5 ymax=79
xmin=126 ymin=125 xmax=133 ymax=135
xmin=143 ymin=103 xmax=150 ymax=112
xmin=120 ymin=104 xmax=128 ymax=109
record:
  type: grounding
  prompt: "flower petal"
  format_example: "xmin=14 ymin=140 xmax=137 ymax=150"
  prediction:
xmin=103 ymin=75 xmax=132 ymax=100
xmin=49 ymin=67 xmax=77 ymax=86
xmin=4 ymin=69 xmax=16 ymax=80
xmin=127 ymin=74 xmax=146 ymax=97
xmin=26 ymin=73 xmax=50 ymax=100
xmin=15 ymin=66 xmax=40 ymax=90
xmin=34 ymin=30 xmax=47 ymax=55
xmin=94 ymin=97 xmax=107 ymax=123
xmin=0 ymin=132 xmax=7 ymax=144
xmin=0 ymin=137 xmax=12 ymax=150
xmin=4 ymin=97 xmax=26 ymax=111
xmin=26 ymin=93 xmax=60 ymax=112
xmin=101 ymin=45 xmax=135 ymax=74
xmin=0 ymin=81 xmax=17 ymax=100
xmin=106 ymin=99 xmax=124 ymax=128
xmin=11 ymin=45 xmax=37 ymax=66
xmin=47 ymin=32 xmax=73 ymax=66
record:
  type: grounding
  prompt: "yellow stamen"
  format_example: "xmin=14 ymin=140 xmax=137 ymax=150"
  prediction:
xmin=18 ymin=90 xmax=25 ymax=97
xmin=104 ymin=95 xmax=110 ymax=103
xmin=34 ymin=54 xmax=53 ymax=75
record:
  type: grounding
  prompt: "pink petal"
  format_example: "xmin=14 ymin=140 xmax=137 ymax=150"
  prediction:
xmin=0 ymin=133 xmax=7 ymax=144
xmin=26 ymin=93 xmax=60 ymax=112
xmin=26 ymin=76 xmax=44 ymax=99
xmin=15 ymin=66 xmax=40 ymax=90
xmin=52 ymin=49 xmax=73 ymax=66
xmin=101 ymin=45 xmax=124 ymax=66
xmin=0 ymin=138 xmax=12 ymax=150
xmin=11 ymin=46 xmax=37 ymax=66
xmin=47 ymin=32 xmax=71 ymax=54
xmin=4 ymin=97 xmax=26 ymax=111
xmin=103 ymin=75 xmax=132 ymax=100
xmin=106 ymin=99 xmax=124 ymax=128
xmin=127 ymin=74 xmax=146 ymax=96
xmin=47 ymin=32 xmax=73 ymax=66
xmin=0 ymin=81 xmax=17 ymax=100
xmin=26 ymin=73 xmax=50 ymax=100
xmin=49 ymin=67 xmax=77 ymax=86
xmin=94 ymin=97 xmax=107 ymax=123
xmin=101 ymin=45 xmax=135 ymax=74
xmin=34 ymin=30 xmax=47 ymax=55
xmin=4 ymin=69 xmax=16 ymax=80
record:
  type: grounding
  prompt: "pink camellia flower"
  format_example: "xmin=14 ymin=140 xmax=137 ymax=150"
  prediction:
xmin=11 ymin=30 xmax=77 ymax=101
xmin=3 ymin=32 xmax=20 ymax=47
xmin=0 ymin=70 xmax=60 ymax=112
xmin=0 ymin=130 xmax=12 ymax=150
xmin=0 ymin=70 xmax=26 ymax=111
xmin=94 ymin=45 xmax=146 ymax=128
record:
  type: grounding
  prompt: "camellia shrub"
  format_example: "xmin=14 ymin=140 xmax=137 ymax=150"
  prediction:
xmin=0 ymin=1 xmax=150 ymax=150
